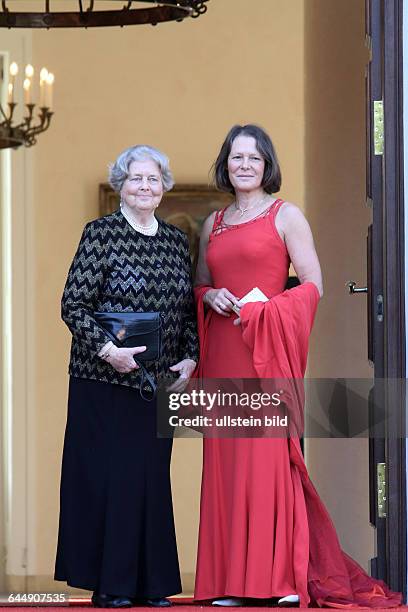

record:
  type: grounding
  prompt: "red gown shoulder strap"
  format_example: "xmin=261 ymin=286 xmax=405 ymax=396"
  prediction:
xmin=211 ymin=207 xmax=227 ymax=233
xmin=270 ymin=198 xmax=285 ymax=219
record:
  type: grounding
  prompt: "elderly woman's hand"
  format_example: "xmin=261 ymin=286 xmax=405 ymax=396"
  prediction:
xmin=106 ymin=345 xmax=147 ymax=374
xmin=167 ymin=358 xmax=197 ymax=392
xmin=204 ymin=288 xmax=240 ymax=317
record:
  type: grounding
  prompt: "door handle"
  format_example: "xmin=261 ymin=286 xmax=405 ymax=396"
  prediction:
xmin=347 ymin=281 xmax=368 ymax=294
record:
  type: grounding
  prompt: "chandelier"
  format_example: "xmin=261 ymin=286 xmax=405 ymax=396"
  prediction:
xmin=0 ymin=63 xmax=54 ymax=149
xmin=0 ymin=1 xmax=209 ymax=28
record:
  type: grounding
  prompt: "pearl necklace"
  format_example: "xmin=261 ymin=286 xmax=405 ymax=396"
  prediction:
xmin=234 ymin=194 xmax=270 ymax=218
xmin=120 ymin=204 xmax=159 ymax=236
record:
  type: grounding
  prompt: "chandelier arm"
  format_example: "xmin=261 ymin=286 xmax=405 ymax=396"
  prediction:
xmin=13 ymin=104 xmax=35 ymax=131
xmin=25 ymin=104 xmax=35 ymax=128
xmin=0 ymin=104 xmax=9 ymax=122
xmin=18 ymin=112 xmax=42 ymax=136
xmin=23 ymin=129 xmax=38 ymax=147
xmin=24 ymin=110 xmax=52 ymax=141
xmin=0 ymin=1 xmax=209 ymax=27
xmin=13 ymin=120 xmax=27 ymax=130
xmin=4 ymin=102 xmax=16 ymax=125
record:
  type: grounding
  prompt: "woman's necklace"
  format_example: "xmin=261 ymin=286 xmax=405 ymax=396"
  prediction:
xmin=120 ymin=203 xmax=159 ymax=236
xmin=234 ymin=194 xmax=270 ymax=218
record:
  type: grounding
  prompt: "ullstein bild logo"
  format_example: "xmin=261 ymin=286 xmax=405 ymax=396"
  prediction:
xmin=167 ymin=413 xmax=288 ymax=429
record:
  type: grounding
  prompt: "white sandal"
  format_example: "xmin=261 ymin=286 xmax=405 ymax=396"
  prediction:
xmin=212 ymin=598 xmax=244 ymax=607
xmin=277 ymin=594 xmax=300 ymax=607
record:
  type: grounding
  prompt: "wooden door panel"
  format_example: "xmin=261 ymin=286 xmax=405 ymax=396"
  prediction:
xmin=366 ymin=0 xmax=406 ymax=596
xmin=366 ymin=0 xmax=386 ymax=581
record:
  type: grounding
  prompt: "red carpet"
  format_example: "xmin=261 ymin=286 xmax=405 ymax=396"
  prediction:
xmin=0 ymin=597 xmax=405 ymax=610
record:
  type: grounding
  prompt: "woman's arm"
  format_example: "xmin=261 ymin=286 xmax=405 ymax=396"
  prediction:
xmin=178 ymin=233 xmax=199 ymax=364
xmin=195 ymin=212 xmax=240 ymax=315
xmin=61 ymin=222 xmax=112 ymax=353
xmin=276 ymin=203 xmax=323 ymax=297
xmin=194 ymin=212 xmax=216 ymax=288
xmin=167 ymin=233 xmax=198 ymax=391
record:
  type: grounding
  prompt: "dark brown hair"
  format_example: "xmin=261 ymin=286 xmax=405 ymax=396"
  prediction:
xmin=213 ymin=124 xmax=282 ymax=194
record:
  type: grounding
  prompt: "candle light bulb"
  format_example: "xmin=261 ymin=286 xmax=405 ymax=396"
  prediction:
xmin=23 ymin=78 xmax=32 ymax=105
xmin=39 ymin=68 xmax=48 ymax=107
xmin=7 ymin=83 xmax=13 ymax=104
xmin=25 ymin=64 xmax=34 ymax=78
xmin=9 ymin=62 xmax=18 ymax=77
xmin=45 ymin=72 xmax=55 ymax=110
xmin=40 ymin=67 xmax=48 ymax=82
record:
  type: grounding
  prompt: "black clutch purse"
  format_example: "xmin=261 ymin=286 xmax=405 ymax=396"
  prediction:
xmin=94 ymin=311 xmax=162 ymax=401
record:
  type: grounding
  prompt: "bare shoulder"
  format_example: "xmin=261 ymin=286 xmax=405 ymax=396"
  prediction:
xmin=276 ymin=201 xmax=310 ymax=230
xmin=199 ymin=210 xmax=218 ymax=243
xmin=204 ymin=210 xmax=217 ymax=227
xmin=277 ymin=201 xmax=305 ymax=220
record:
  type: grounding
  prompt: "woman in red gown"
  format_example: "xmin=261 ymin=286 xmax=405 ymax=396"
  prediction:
xmin=193 ymin=124 xmax=402 ymax=608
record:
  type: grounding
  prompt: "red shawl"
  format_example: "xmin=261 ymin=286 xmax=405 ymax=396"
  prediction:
xmin=194 ymin=282 xmax=402 ymax=608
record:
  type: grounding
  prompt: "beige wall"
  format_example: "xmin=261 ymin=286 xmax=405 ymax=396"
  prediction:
xmin=29 ymin=0 xmax=306 ymax=586
xmin=304 ymin=0 xmax=374 ymax=570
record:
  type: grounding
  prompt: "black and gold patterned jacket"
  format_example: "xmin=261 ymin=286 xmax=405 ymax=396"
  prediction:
xmin=61 ymin=210 xmax=199 ymax=389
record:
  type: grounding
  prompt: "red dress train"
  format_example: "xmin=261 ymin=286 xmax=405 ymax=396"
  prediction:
xmin=193 ymin=200 xmax=402 ymax=608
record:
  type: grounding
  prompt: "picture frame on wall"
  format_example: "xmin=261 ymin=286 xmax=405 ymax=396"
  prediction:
xmin=99 ymin=183 xmax=232 ymax=272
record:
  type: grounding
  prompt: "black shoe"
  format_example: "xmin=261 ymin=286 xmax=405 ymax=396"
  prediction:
xmin=92 ymin=593 xmax=133 ymax=608
xmin=145 ymin=598 xmax=172 ymax=607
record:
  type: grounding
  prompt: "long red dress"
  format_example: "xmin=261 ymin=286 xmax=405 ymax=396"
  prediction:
xmin=194 ymin=200 xmax=402 ymax=608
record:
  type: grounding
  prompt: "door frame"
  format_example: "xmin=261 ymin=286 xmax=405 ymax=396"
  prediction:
xmin=367 ymin=0 xmax=406 ymax=597
xmin=0 ymin=30 xmax=36 ymax=587
xmin=382 ymin=0 xmax=406 ymax=597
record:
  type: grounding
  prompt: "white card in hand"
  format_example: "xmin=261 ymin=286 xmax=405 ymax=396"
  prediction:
xmin=239 ymin=287 xmax=269 ymax=304
xmin=232 ymin=287 xmax=268 ymax=315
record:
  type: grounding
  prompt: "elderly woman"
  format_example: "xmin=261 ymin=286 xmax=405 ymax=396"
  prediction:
xmin=55 ymin=145 xmax=198 ymax=608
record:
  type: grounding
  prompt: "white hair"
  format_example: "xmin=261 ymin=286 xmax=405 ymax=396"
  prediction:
xmin=109 ymin=144 xmax=174 ymax=193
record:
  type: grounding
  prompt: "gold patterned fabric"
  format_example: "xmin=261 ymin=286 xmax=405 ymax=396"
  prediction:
xmin=61 ymin=211 xmax=198 ymax=389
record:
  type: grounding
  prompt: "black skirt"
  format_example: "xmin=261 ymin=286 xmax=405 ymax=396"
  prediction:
xmin=54 ymin=377 xmax=181 ymax=598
